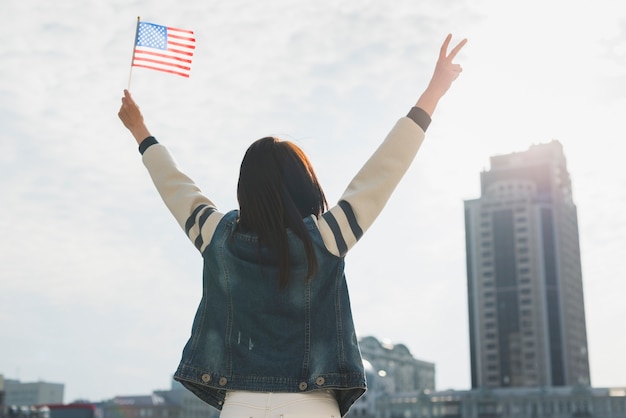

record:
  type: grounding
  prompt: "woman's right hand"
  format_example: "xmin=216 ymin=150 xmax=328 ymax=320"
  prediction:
xmin=118 ymin=89 xmax=152 ymax=145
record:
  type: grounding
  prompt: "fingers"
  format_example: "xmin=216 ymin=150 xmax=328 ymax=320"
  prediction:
xmin=439 ymin=34 xmax=452 ymax=60
xmin=439 ymin=34 xmax=467 ymax=63
xmin=118 ymin=90 xmax=141 ymax=127
xmin=447 ymin=38 xmax=468 ymax=61
xmin=121 ymin=89 xmax=135 ymax=107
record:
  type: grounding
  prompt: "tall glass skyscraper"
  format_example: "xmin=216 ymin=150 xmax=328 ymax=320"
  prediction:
xmin=464 ymin=141 xmax=590 ymax=389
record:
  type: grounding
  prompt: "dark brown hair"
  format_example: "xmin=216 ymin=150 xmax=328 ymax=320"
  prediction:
xmin=237 ymin=137 xmax=327 ymax=288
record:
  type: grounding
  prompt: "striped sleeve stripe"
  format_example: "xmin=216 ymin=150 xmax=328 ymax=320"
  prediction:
xmin=197 ymin=206 xmax=216 ymax=230
xmin=185 ymin=204 xmax=218 ymax=252
xmin=194 ymin=206 xmax=218 ymax=251
xmin=338 ymin=200 xmax=363 ymax=241
xmin=185 ymin=204 xmax=208 ymax=235
xmin=322 ymin=211 xmax=348 ymax=256
xmin=194 ymin=234 xmax=204 ymax=252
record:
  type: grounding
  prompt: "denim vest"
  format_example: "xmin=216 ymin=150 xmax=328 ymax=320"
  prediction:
xmin=173 ymin=210 xmax=366 ymax=416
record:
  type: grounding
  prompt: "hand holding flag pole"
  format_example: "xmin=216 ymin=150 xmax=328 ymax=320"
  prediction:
xmin=127 ymin=17 xmax=196 ymax=89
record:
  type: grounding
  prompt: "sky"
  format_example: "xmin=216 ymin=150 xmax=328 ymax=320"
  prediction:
xmin=1 ymin=0 xmax=625 ymax=404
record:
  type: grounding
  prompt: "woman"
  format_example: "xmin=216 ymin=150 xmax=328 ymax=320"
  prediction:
xmin=118 ymin=34 xmax=466 ymax=418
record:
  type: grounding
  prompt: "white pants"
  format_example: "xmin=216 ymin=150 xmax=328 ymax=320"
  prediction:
xmin=220 ymin=390 xmax=340 ymax=418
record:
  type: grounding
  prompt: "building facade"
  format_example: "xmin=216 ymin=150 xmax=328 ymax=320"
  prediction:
xmin=2 ymin=378 xmax=64 ymax=409
xmin=100 ymin=380 xmax=219 ymax=418
xmin=155 ymin=380 xmax=219 ymax=418
xmin=359 ymin=336 xmax=436 ymax=394
xmin=100 ymin=395 xmax=180 ymax=418
xmin=375 ymin=386 xmax=626 ymax=418
xmin=464 ymin=141 xmax=590 ymax=389
xmin=348 ymin=337 xmax=436 ymax=417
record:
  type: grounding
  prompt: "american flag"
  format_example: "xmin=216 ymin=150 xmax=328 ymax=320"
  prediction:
xmin=132 ymin=21 xmax=196 ymax=78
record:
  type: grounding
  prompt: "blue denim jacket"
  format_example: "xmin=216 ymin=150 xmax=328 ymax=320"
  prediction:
xmin=173 ymin=210 xmax=366 ymax=416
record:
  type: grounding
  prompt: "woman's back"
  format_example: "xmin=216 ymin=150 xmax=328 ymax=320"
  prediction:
xmin=175 ymin=210 xmax=365 ymax=416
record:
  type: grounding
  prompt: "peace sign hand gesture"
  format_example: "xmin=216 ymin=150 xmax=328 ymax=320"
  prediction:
xmin=416 ymin=34 xmax=467 ymax=116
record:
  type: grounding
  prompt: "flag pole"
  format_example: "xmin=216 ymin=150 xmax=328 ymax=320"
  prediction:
xmin=127 ymin=16 xmax=140 ymax=90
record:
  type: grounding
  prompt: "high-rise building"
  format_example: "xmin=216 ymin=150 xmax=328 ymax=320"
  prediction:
xmin=464 ymin=140 xmax=590 ymax=389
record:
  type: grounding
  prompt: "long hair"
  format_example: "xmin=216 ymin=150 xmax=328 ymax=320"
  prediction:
xmin=237 ymin=137 xmax=327 ymax=288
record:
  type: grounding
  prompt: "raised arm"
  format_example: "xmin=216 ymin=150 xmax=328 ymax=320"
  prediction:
xmin=118 ymin=90 xmax=222 ymax=254
xmin=317 ymin=34 xmax=467 ymax=257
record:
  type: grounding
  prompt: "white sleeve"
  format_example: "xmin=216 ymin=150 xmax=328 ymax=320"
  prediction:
xmin=142 ymin=144 xmax=224 ymax=253
xmin=317 ymin=117 xmax=426 ymax=256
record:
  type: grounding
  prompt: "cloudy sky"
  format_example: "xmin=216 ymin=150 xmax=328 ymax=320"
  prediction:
xmin=1 ymin=0 xmax=625 ymax=403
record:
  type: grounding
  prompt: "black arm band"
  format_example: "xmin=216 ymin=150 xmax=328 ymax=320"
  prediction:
xmin=138 ymin=136 xmax=159 ymax=155
xmin=407 ymin=107 xmax=432 ymax=132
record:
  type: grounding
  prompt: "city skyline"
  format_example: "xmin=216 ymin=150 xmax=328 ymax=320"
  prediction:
xmin=1 ymin=0 xmax=625 ymax=404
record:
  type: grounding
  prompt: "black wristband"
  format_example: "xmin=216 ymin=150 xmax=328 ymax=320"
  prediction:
xmin=138 ymin=136 xmax=159 ymax=155
xmin=407 ymin=107 xmax=432 ymax=132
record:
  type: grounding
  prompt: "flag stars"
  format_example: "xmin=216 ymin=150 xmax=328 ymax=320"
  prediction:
xmin=136 ymin=23 xmax=167 ymax=50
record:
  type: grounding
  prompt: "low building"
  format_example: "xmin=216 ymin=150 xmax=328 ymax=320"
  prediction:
xmin=348 ymin=337 xmax=436 ymax=417
xmin=375 ymin=386 xmax=626 ymax=418
xmin=100 ymin=394 xmax=179 ymax=418
xmin=100 ymin=379 xmax=218 ymax=418
xmin=155 ymin=380 xmax=218 ymax=418
xmin=2 ymin=378 xmax=64 ymax=408
xmin=1 ymin=375 xmax=5 ymax=418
